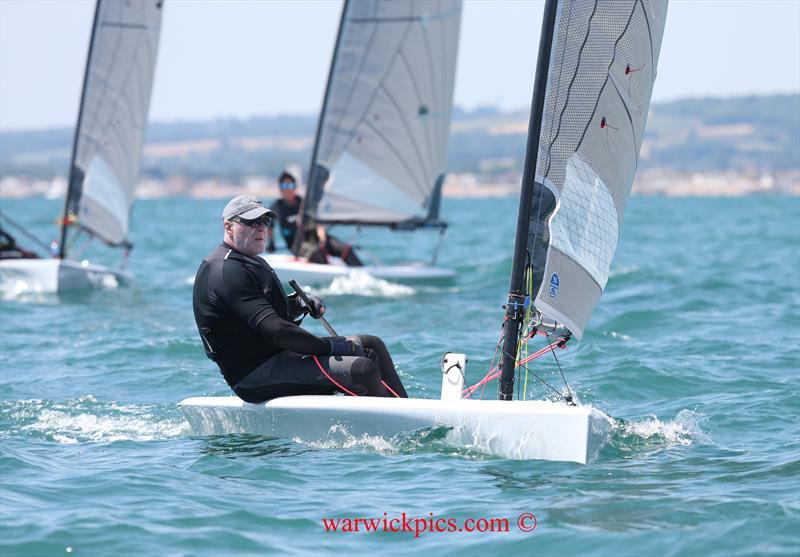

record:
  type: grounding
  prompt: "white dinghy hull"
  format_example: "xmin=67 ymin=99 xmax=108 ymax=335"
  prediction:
xmin=0 ymin=258 xmax=131 ymax=295
xmin=179 ymin=395 xmax=613 ymax=464
xmin=262 ymin=253 xmax=455 ymax=285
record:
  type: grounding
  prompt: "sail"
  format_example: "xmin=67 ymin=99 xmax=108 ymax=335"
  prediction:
xmin=306 ymin=0 xmax=462 ymax=227
xmin=525 ymin=0 xmax=668 ymax=340
xmin=62 ymin=0 xmax=163 ymax=249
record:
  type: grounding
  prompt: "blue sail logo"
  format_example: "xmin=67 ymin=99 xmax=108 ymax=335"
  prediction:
xmin=549 ymin=273 xmax=560 ymax=298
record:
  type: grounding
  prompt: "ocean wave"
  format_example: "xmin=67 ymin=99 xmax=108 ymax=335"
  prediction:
xmin=318 ymin=271 xmax=415 ymax=297
xmin=4 ymin=396 xmax=188 ymax=444
xmin=610 ymin=409 xmax=708 ymax=453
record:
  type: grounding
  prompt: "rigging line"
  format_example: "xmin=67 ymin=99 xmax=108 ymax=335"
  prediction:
xmin=481 ymin=330 xmax=505 ymax=399
xmin=471 ymin=327 xmax=503 ymax=400
xmin=467 ymin=323 xmax=541 ymax=399
xmin=464 ymin=334 xmax=556 ymax=398
xmin=545 ymin=331 xmax=573 ymax=400
xmin=574 ymin=0 xmax=640 ymax=152
xmin=496 ymin=344 xmax=568 ymax=401
xmin=522 ymin=270 xmax=534 ymax=399
xmin=0 ymin=211 xmax=51 ymax=253
xmin=500 ymin=338 xmax=567 ymax=400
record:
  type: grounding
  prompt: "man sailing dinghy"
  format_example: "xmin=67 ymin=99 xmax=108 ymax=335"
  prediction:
xmin=181 ymin=0 xmax=668 ymax=464
xmin=0 ymin=0 xmax=163 ymax=296
xmin=263 ymin=0 xmax=462 ymax=285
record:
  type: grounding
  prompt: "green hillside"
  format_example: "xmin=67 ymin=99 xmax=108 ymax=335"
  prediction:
xmin=1 ymin=93 xmax=797 ymax=180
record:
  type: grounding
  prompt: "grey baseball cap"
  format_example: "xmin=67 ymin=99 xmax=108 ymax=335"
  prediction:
xmin=222 ymin=194 xmax=277 ymax=221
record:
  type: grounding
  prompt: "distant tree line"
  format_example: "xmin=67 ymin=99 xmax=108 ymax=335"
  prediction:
xmin=1 ymin=94 xmax=797 ymax=181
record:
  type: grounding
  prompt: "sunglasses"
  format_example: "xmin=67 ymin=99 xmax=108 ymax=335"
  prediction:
xmin=230 ymin=215 xmax=272 ymax=228
xmin=279 ymin=182 xmax=297 ymax=190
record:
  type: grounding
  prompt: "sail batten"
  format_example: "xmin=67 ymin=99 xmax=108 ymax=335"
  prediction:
xmin=306 ymin=0 xmax=462 ymax=228
xmin=61 ymin=0 xmax=163 ymax=254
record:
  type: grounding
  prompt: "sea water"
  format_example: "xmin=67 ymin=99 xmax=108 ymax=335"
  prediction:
xmin=1 ymin=195 xmax=798 ymax=556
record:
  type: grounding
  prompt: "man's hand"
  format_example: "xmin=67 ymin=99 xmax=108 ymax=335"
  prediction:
xmin=328 ymin=336 xmax=365 ymax=357
xmin=304 ymin=293 xmax=325 ymax=319
xmin=292 ymin=291 xmax=325 ymax=319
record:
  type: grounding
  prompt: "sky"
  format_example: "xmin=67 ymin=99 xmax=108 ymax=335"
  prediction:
xmin=0 ymin=0 xmax=798 ymax=131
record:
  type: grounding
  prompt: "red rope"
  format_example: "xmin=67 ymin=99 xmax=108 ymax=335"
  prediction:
xmin=312 ymin=355 xmax=359 ymax=397
xmin=463 ymin=370 xmax=502 ymax=398
xmin=312 ymin=355 xmax=401 ymax=398
xmin=516 ymin=341 xmax=560 ymax=367
xmin=381 ymin=380 xmax=401 ymax=398
xmin=462 ymin=335 xmax=567 ymax=398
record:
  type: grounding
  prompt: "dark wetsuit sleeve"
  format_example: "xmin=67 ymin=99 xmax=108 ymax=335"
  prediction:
xmin=221 ymin=261 xmax=330 ymax=355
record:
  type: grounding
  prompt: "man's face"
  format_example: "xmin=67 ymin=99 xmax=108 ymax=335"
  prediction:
xmin=279 ymin=179 xmax=297 ymax=202
xmin=224 ymin=217 xmax=268 ymax=256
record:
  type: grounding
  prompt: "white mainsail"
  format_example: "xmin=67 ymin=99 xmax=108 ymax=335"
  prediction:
xmin=306 ymin=0 xmax=462 ymax=226
xmin=62 ymin=0 xmax=163 ymax=251
xmin=527 ymin=0 xmax=668 ymax=340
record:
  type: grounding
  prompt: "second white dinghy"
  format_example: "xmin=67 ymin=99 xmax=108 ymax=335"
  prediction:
xmin=262 ymin=253 xmax=455 ymax=285
xmin=267 ymin=0 xmax=462 ymax=284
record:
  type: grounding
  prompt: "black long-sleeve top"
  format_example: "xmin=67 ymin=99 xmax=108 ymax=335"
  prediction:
xmin=192 ymin=242 xmax=330 ymax=388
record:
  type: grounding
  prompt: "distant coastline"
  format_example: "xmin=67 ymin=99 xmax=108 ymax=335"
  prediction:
xmin=2 ymin=168 xmax=797 ymax=200
xmin=2 ymin=94 xmax=798 ymax=198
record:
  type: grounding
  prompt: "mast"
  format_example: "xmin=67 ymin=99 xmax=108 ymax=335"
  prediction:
xmin=294 ymin=0 xmax=350 ymax=255
xmin=59 ymin=0 xmax=102 ymax=260
xmin=499 ymin=0 xmax=559 ymax=401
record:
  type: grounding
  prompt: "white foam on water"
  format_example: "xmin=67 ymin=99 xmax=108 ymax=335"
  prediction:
xmin=98 ymin=274 xmax=120 ymax=289
xmin=184 ymin=275 xmax=195 ymax=285
xmin=620 ymin=409 xmax=707 ymax=446
xmin=292 ymin=423 xmax=397 ymax=453
xmin=608 ymin=265 xmax=640 ymax=278
xmin=319 ymin=270 xmax=415 ymax=297
xmin=606 ymin=331 xmax=633 ymax=341
xmin=11 ymin=396 xmax=188 ymax=444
